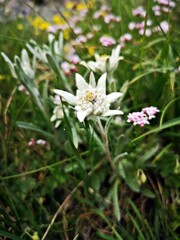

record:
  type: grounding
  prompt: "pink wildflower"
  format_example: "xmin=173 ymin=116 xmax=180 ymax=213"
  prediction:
xmin=142 ymin=106 xmax=160 ymax=120
xmin=136 ymin=22 xmax=145 ymax=30
xmin=70 ymin=55 xmax=80 ymax=64
xmin=99 ymin=36 xmax=116 ymax=47
xmin=28 ymin=138 xmax=36 ymax=146
xmin=128 ymin=22 xmax=136 ymax=30
xmin=162 ymin=7 xmax=170 ymax=13
xmin=61 ymin=61 xmax=77 ymax=76
xmin=61 ymin=62 xmax=71 ymax=76
xmin=104 ymin=14 xmax=121 ymax=24
xmin=36 ymin=139 xmax=47 ymax=145
xmin=127 ymin=112 xmax=149 ymax=127
xmin=70 ymin=65 xmax=77 ymax=72
xmin=154 ymin=21 xmax=169 ymax=33
xmin=18 ymin=84 xmax=29 ymax=95
xmin=74 ymin=27 xmax=82 ymax=35
xmin=152 ymin=5 xmax=161 ymax=11
xmin=156 ymin=0 xmax=176 ymax=7
xmin=169 ymin=1 xmax=176 ymax=7
xmin=77 ymin=35 xmax=87 ymax=43
xmin=119 ymin=33 xmax=132 ymax=43
xmin=139 ymin=28 xmax=152 ymax=37
xmin=132 ymin=6 xmax=146 ymax=18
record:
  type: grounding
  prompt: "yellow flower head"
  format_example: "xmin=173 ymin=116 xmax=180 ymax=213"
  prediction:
xmin=63 ymin=28 xmax=71 ymax=40
xmin=53 ymin=15 xmax=65 ymax=25
xmin=17 ymin=23 xmax=23 ymax=30
xmin=76 ymin=3 xmax=87 ymax=11
xmin=87 ymin=46 xmax=95 ymax=56
xmin=65 ymin=1 xmax=74 ymax=9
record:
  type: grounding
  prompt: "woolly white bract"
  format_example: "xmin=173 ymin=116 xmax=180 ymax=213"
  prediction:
xmin=81 ymin=45 xmax=123 ymax=74
xmin=54 ymin=72 xmax=123 ymax=122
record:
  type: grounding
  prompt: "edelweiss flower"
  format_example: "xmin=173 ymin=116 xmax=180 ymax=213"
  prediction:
xmin=54 ymin=72 xmax=123 ymax=122
xmin=81 ymin=45 xmax=123 ymax=74
xmin=50 ymin=95 xmax=68 ymax=128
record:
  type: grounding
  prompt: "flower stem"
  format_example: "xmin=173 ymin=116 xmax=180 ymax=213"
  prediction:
xmin=96 ymin=118 xmax=117 ymax=173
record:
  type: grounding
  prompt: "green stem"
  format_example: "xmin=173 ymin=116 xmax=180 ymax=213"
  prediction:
xmin=96 ymin=118 xmax=117 ymax=173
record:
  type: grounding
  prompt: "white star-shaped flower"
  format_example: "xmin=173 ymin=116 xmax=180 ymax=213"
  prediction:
xmin=54 ymin=72 xmax=123 ymax=122
xmin=81 ymin=45 xmax=123 ymax=74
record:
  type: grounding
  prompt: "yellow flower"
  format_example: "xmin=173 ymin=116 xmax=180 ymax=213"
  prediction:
xmin=76 ymin=3 xmax=87 ymax=11
xmin=63 ymin=28 xmax=71 ymax=40
xmin=87 ymin=46 xmax=95 ymax=56
xmin=39 ymin=22 xmax=50 ymax=31
xmin=137 ymin=169 xmax=147 ymax=185
xmin=87 ymin=0 xmax=95 ymax=9
xmin=17 ymin=23 xmax=23 ymax=30
xmin=29 ymin=17 xmax=50 ymax=31
xmin=65 ymin=1 xmax=74 ymax=9
xmin=53 ymin=15 xmax=65 ymax=25
xmin=63 ymin=11 xmax=70 ymax=18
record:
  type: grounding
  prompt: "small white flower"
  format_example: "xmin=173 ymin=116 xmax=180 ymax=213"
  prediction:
xmin=50 ymin=97 xmax=66 ymax=128
xmin=81 ymin=45 xmax=123 ymax=74
xmin=20 ymin=49 xmax=35 ymax=79
xmin=54 ymin=72 xmax=123 ymax=122
xmin=2 ymin=49 xmax=35 ymax=79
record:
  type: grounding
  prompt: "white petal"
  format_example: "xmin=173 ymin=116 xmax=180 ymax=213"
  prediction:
xmin=97 ymin=72 xmax=107 ymax=93
xmin=50 ymin=115 xmax=56 ymax=122
xmin=112 ymin=45 xmax=121 ymax=59
xmin=94 ymin=53 xmax=101 ymax=61
xmin=87 ymin=61 xmax=98 ymax=72
xmin=89 ymin=72 xmax=96 ymax=87
xmin=103 ymin=109 xmax=124 ymax=116
xmin=75 ymin=73 xmax=89 ymax=91
xmin=21 ymin=49 xmax=29 ymax=63
xmin=76 ymin=111 xmax=89 ymax=122
xmin=80 ymin=61 xmax=90 ymax=69
xmin=107 ymin=92 xmax=123 ymax=103
xmin=54 ymin=89 xmax=77 ymax=106
xmin=48 ymin=33 xmax=55 ymax=43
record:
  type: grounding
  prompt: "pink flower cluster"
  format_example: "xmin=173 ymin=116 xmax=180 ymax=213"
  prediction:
xmin=129 ymin=20 xmax=153 ymax=37
xmin=132 ymin=6 xmax=146 ymax=18
xmin=152 ymin=0 xmax=176 ymax=16
xmin=99 ymin=36 xmax=116 ymax=47
xmin=127 ymin=106 xmax=160 ymax=127
xmin=93 ymin=5 xmax=111 ymax=19
xmin=61 ymin=61 xmax=77 ymax=76
xmin=154 ymin=0 xmax=176 ymax=7
xmin=28 ymin=138 xmax=47 ymax=146
xmin=153 ymin=20 xmax=169 ymax=33
xmin=104 ymin=14 xmax=121 ymax=24
xmin=119 ymin=33 xmax=132 ymax=47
